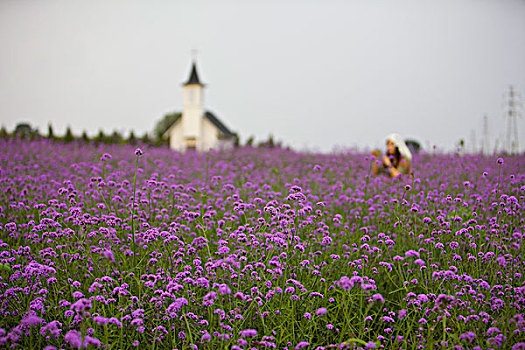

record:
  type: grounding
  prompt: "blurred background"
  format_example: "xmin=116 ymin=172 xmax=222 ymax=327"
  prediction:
xmin=1 ymin=0 xmax=524 ymax=153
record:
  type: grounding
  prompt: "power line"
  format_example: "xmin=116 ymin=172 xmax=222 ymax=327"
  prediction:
xmin=504 ymin=85 xmax=522 ymax=154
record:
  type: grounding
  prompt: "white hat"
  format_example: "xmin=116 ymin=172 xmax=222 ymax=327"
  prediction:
xmin=386 ymin=133 xmax=412 ymax=161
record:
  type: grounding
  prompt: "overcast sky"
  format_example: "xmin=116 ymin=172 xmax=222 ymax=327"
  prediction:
xmin=1 ymin=0 xmax=524 ymax=152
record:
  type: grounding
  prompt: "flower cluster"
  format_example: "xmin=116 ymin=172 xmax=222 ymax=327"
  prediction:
xmin=0 ymin=139 xmax=523 ymax=349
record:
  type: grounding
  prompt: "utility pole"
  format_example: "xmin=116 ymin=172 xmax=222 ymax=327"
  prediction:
xmin=470 ymin=129 xmax=477 ymax=154
xmin=504 ymin=85 xmax=521 ymax=154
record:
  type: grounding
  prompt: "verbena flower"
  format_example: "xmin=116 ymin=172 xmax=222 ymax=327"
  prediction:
xmin=64 ymin=330 xmax=82 ymax=348
xmin=239 ymin=329 xmax=257 ymax=337
xmin=371 ymin=293 xmax=385 ymax=303
xmin=20 ymin=314 xmax=43 ymax=328
xmin=316 ymin=308 xmax=327 ymax=316
xmin=296 ymin=341 xmax=309 ymax=349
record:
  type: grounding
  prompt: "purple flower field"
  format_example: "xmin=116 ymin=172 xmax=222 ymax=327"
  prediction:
xmin=0 ymin=139 xmax=524 ymax=349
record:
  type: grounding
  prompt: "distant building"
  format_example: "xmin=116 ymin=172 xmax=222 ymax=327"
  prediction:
xmin=165 ymin=61 xmax=236 ymax=151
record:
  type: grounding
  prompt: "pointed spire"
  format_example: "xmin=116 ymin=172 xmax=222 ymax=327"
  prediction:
xmin=184 ymin=61 xmax=204 ymax=86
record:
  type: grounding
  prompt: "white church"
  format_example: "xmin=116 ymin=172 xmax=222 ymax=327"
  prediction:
xmin=165 ymin=61 xmax=237 ymax=151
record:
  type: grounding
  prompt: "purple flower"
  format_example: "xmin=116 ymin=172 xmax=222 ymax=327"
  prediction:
xmin=497 ymin=157 xmax=504 ymax=164
xmin=371 ymin=293 xmax=385 ymax=303
xmin=196 ymin=277 xmax=210 ymax=289
xmin=131 ymin=318 xmax=143 ymax=326
xmin=71 ymin=298 xmax=92 ymax=312
xmin=417 ymin=294 xmax=429 ymax=302
xmin=435 ymin=294 xmax=455 ymax=311
xmin=93 ymin=316 xmax=109 ymax=325
xmin=218 ymin=283 xmax=231 ymax=295
xmin=414 ymin=259 xmax=425 ymax=266
xmin=239 ymin=329 xmax=257 ymax=337
xmin=72 ymin=291 xmax=85 ymax=299
xmin=65 ymin=330 xmax=83 ymax=348
xmin=316 ymin=307 xmax=327 ymax=316
xmin=83 ymin=335 xmax=101 ymax=347
xmin=101 ymin=249 xmax=115 ymax=262
xmin=20 ymin=314 xmax=43 ymax=328
xmin=135 ymin=148 xmax=143 ymax=156
xmin=218 ymin=246 xmax=230 ymax=254
xmin=398 ymin=309 xmax=407 ymax=319
xmin=131 ymin=309 xmax=144 ymax=318
xmin=486 ymin=327 xmax=501 ymax=335
xmin=108 ymin=317 xmax=122 ymax=327
xmin=296 ymin=341 xmax=309 ymax=349
xmin=167 ymin=297 xmax=188 ymax=315
xmin=304 ymin=312 xmax=311 ymax=320
xmin=459 ymin=331 xmax=476 ymax=343
xmin=405 ymin=250 xmax=420 ymax=257
xmin=339 ymin=276 xmax=353 ymax=291
xmin=234 ymin=291 xmax=246 ymax=300
xmin=382 ymin=316 xmax=395 ymax=323
xmin=203 ymin=292 xmax=217 ymax=306
xmin=290 ymin=185 xmax=303 ymax=193
xmin=42 ymin=320 xmax=62 ymax=337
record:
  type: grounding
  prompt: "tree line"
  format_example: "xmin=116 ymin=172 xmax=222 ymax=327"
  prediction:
xmin=1 ymin=113 xmax=286 ymax=149
xmin=0 ymin=123 xmax=160 ymax=146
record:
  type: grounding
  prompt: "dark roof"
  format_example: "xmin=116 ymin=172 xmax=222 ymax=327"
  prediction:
xmin=184 ymin=62 xmax=204 ymax=86
xmin=204 ymin=111 xmax=236 ymax=138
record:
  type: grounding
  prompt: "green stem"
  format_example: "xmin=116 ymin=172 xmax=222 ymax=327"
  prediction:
xmin=441 ymin=314 xmax=447 ymax=346
xmin=132 ymin=155 xmax=139 ymax=266
xmin=183 ymin=313 xmax=195 ymax=347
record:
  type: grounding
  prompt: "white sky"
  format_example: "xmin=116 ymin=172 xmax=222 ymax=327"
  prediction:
xmin=1 ymin=0 xmax=524 ymax=152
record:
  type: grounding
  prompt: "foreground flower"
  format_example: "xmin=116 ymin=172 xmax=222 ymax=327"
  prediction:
xmin=64 ymin=330 xmax=82 ymax=348
xmin=316 ymin=307 xmax=327 ymax=316
xmin=239 ymin=329 xmax=257 ymax=337
xmin=20 ymin=315 xmax=43 ymax=328
xmin=296 ymin=341 xmax=309 ymax=349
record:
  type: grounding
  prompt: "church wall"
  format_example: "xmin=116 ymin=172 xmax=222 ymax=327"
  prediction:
xmin=182 ymin=106 xmax=203 ymax=139
xmin=201 ymin=118 xmax=234 ymax=151
xmin=201 ymin=117 xmax=219 ymax=151
xmin=168 ymin=122 xmax=184 ymax=151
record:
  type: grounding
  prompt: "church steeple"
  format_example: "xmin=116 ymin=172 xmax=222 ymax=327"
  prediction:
xmin=166 ymin=57 xmax=237 ymax=152
xmin=184 ymin=61 xmax=204 ymax=86
xmin=182 ymin=59 xmax=205 ymax=147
